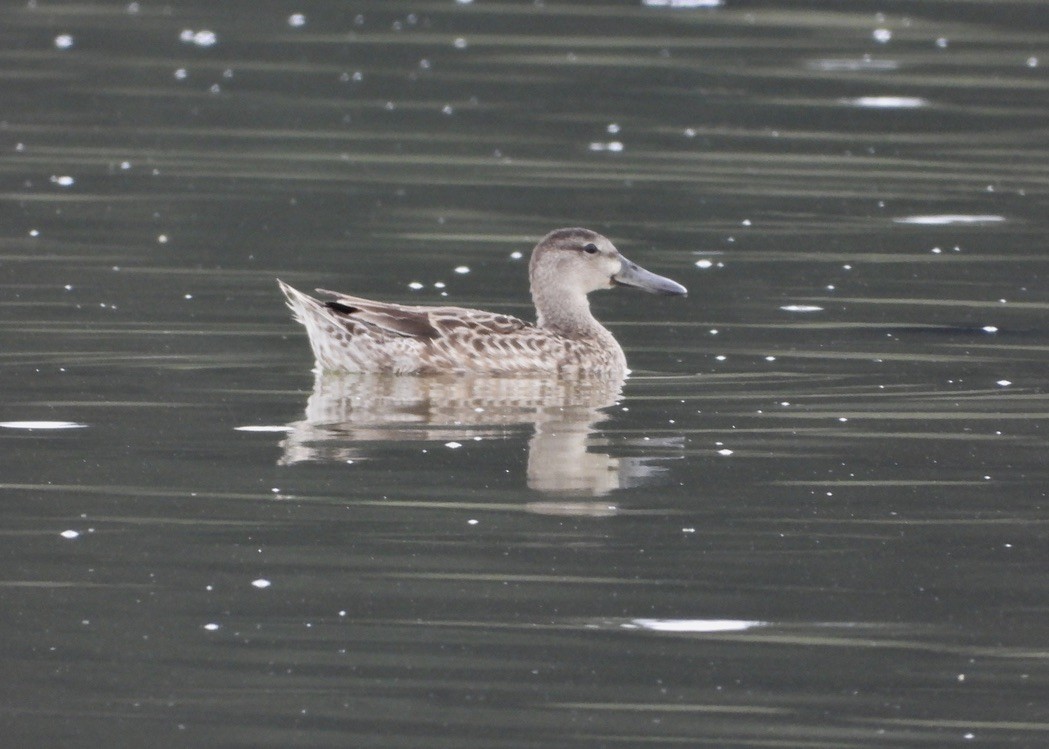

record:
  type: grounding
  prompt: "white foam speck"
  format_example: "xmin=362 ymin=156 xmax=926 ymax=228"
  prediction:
xmin=981 ymin=326 xmax=998 ymax=334
xmin=454 ymin=266 xmax=470 ymax=274
xmin=873 ymin=28 xmax=892 ymax=43
xmin=251 ymin=579 xmax=271 ymax=589
xmin=51 ymin=175 xmax=75 ymax=187
xmin=780 ymin=305 xmax=823 ymax=312
xmin=695 ymin=259 xmax=713 ymax=269
xmin=997 ymin=380 xmax=1012 ymax=387
xmin=181 ymin=29 xmax=217 ymax=47
xmin=408 ymin=281 xmax=424 ymax=290
xmin=54 ymin=34 xmax=74 ymax=49
xmin=234 ymin=425 xmax=294 ymax=433
xmin=445 ymin=441 xmax=463 ymax=449
xmin=60 ymin=530 xmax=80 ymax=539
xmin=203 ymin=623 xmax=221 ymax=631
xmin=717 ymin=449 xmax=734 ymax=456
xmin=288 ymin=13 xmax=307 ymax=27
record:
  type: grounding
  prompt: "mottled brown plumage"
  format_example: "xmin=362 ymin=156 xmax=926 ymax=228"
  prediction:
xmin=279 ymin=228 xmax=686 ymax=376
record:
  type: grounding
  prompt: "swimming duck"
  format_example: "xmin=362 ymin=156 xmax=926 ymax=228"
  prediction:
xmin=278 ymin=227 xmax=687 ymax=376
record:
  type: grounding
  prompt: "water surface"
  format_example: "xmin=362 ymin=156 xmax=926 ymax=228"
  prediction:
xmin=2 ymin=1 xmax=1048 ymax=746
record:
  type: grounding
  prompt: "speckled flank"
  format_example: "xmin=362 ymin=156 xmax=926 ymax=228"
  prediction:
xmin=279 ymin=228 xmax=685 ymax=376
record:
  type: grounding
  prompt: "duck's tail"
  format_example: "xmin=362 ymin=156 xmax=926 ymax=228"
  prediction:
xmin=277 ymin=279 xmax=349 ymax=371
xmin=276 ymin=279 xmax=323 ymax=328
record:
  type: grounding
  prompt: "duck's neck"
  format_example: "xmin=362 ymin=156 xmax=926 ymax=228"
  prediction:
xmin=532 ymin=283 xmax=608 ymax=337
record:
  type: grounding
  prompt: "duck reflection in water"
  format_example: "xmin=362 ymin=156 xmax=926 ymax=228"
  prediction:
xmin=278 ymin=372 xmax=674 ymax=500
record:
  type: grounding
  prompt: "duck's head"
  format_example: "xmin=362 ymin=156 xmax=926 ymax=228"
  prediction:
xmin=529 ymin=227 xmax=688 ymax=297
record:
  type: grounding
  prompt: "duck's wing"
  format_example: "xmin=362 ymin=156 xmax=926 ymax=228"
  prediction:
xmin=428 ymin=306 xmax=534 ymax=338
xmin=317 ymin=289 xmax=532 ymax=341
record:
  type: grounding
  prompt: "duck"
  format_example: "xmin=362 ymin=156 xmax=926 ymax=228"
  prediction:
xmin=278 ymin=227 xmax=687 ymax=377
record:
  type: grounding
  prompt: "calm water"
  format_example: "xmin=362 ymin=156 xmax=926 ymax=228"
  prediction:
xmin=3 ymin=1 xmax=1049 ymax=746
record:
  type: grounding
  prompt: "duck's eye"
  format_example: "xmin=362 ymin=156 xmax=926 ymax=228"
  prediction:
xmin=582 ymin=243 xmax=599 ymax=254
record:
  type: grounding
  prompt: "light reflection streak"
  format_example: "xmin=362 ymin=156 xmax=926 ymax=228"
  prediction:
xmin=625 ymin=618 xmax=765 ymax=633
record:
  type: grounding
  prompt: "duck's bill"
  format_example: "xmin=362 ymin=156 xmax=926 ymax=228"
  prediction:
xmin=612 ymin=256 xmax=688 ymax=296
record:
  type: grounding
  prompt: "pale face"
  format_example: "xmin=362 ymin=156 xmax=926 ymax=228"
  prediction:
xmin=531 ymin=228 xmax=687 ymax=297
xmin=554 ymin=233 xmax=623 ymax=293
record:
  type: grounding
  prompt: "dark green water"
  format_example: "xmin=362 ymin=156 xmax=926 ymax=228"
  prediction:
xmin=2 ymin=2 xmax=1048 ymax=746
